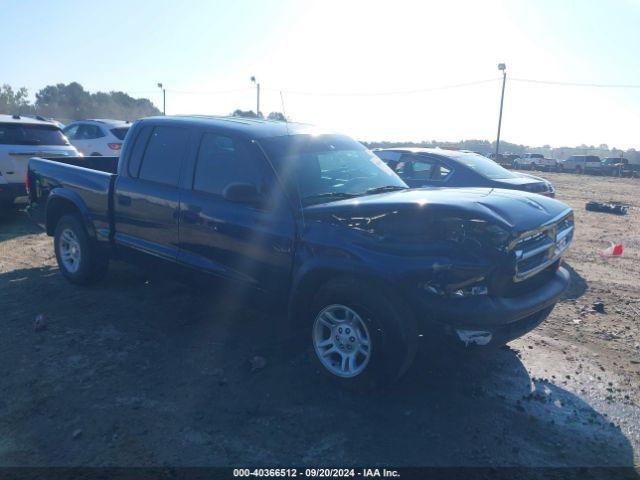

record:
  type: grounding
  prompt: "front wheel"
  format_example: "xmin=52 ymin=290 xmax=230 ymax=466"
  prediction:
xmin=54 ymin=214 xmax=108 ymax=285
xmin=309 ymin=278 xmax=418 ymax=390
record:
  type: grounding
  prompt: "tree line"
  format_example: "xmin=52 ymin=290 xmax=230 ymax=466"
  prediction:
xmin=2 ymin=83 xmax=634 ymax=160
xmin=362 ymin=139 xmax=638 ymax=162
xmin=230 ymin=109 xmax=287 ymax=121
xmin=0 ymin=82 xmax=160 ymax=122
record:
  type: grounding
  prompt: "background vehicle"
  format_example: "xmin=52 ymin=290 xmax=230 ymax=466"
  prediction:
xmin=62 ymin=119 xmax=130 ymax=156
xmin=488 ymin=152 xmax=519 ymax=169
xmin=560 ymin=155 xmax=602 ymax=174
xmin=600 ymin=157 xmax=640 ymax=177
xmin=512 ymin=153 xmax=540 ymax=170
xmin=28 ymin=116 xmax=573 ymax=388
xmin=525 ymin=153 xmax=558 ymax=171
xmin=374 ymin=148 xmax=556 ymax=197
xmin=0 ymin=114 xmax=79 ymax=208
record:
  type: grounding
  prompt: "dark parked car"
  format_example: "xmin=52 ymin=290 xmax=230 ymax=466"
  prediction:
xmin=601 ymin=157 xmax=640 ymax=177
xmin=28 ymin=116 xmax=573 ymax=388
xmin=374 ymin=148 xmax=555 ymax=197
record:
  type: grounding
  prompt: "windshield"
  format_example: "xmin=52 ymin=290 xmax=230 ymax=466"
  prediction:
xmin=0 ymin=123 xmax=70 ymax=146
xmin=259 ymin=134 xmax=407 ymax=205
xmin=448 ymin=151 xmax=518 ymax=179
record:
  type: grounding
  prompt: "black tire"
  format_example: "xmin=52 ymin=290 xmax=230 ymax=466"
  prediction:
xmin=308 ymin=277 xmax=418 ymax=390
xmin=54 ymin=214 xmax=108 ymax=285
xmin=576 ymin=165 xmax=583 ymax=174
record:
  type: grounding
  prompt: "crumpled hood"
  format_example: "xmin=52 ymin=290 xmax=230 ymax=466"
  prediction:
xmin=303 ymin=187 xmax=571 ymax=236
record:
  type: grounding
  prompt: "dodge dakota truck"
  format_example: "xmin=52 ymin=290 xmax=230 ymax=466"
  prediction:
xmin=27 ymin=116 xmax=574 ymax=389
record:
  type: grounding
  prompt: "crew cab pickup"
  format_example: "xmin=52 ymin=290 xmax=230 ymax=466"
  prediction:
xmin=28 ymin=116 xmax=574 ymax=388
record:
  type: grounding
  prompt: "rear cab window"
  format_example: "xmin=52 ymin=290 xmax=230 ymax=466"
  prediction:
xmin=0 ymin=123 xmax=69 ymax=146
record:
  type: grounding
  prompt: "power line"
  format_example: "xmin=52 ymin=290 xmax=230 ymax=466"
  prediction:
xmin=263 ymin=78 xmax=500 ymax=97
xmin=511 ymin=78 xmax=640 ymax=89
xmin=165 ymin=87 xmax=253 ymax=95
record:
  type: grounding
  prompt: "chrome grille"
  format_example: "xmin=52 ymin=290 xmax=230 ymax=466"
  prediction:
xmin=511 ymin=211 xmax=574 ymax=282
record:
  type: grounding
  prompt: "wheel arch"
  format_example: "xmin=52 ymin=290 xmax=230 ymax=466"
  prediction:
xmin=287 ymin=263 xmax=404 ymax=332
xmin=46 ymin=190 xmax=96 ymax=239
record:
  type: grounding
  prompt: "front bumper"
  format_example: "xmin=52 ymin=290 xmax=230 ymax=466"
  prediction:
xmin=0 ymin=182 xmax=25 ymax=202
xmin=411 ymin=266 xmax=569 ymax=345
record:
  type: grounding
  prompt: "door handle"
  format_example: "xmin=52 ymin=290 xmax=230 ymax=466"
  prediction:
xmin=117 ymin=194 xmax=132 ymax=206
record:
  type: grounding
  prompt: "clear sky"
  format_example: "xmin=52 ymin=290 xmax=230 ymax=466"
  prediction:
xmin=2 ymin=0 xmax=639 ymax=148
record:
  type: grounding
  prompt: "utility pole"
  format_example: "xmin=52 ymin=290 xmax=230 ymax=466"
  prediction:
xmin=251 ymin=76 xmax=260 ymax=117
xmin=157 ymin=82 xmax=166 ymax=115
xmin=495 ymin=63 xmax=507 ymax=159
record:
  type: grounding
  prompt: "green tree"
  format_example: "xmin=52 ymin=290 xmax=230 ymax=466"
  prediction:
xmin=0 ymin=84 xmax=35 ymax=115
xmin=34 ymin=82 xmax=160 ymax=121
xmin=267 ymin=112 xmax=287 ymax=121
xmin=231 ymin=109 xmax=262 ymax=118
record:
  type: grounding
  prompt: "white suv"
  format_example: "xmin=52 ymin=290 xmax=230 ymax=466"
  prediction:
xmin=62 ymin=119 xmax=131 ymax=157
xmin=0 ymin=114 xmax=79 ymax=207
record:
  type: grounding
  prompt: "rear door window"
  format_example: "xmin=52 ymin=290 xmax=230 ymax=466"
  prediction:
xmin=0 ymin=123 xmax=69 ymax=146
xmin=431 ymin=162 xmax=452 ymax=181
xmin=77 ymin=124 xmax=104 ymax=140
xmin=399 ymin=155 xmax=438 ymax=181
xmin=138 ymin=126 xmax=189 ymax=186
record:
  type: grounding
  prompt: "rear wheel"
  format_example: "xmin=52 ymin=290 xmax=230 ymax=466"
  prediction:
xmin=308 ymin=278 xmax=418 ymax=390
xmin=54 ymin=214 xmax=108 ymax=284
xmin=576 ymin=165 xmax=583 ymax=174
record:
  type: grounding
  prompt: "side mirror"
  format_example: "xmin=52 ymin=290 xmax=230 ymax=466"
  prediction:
xmin=223 ymin=182 xmax=264 ymax=206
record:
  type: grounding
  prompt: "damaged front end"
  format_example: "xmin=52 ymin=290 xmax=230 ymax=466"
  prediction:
xmin=302 ymin=187 xmax=574 ymax=347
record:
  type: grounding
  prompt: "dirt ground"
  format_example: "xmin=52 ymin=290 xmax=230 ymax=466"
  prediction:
xmin=0 ymin=172 xmax=639 ymax=472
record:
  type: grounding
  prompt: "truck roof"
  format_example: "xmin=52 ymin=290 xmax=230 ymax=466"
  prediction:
xmin=140 ymin=115 xmax=319 ymax=139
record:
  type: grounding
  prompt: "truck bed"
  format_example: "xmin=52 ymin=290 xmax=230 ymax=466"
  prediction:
xmin=28 ymin=157 xmax=117 ymax=241
xmin=43 ymin=155 xmax=119 ymax=174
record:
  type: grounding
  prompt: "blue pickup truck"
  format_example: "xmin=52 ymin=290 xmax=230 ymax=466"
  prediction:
xmin=27 ymin=116 xmax=574 ymax=389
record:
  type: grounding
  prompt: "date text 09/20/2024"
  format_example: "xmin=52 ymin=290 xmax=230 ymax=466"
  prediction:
xmin=233 ymin=468 xmax=400 ymax=477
